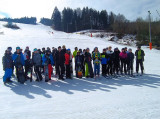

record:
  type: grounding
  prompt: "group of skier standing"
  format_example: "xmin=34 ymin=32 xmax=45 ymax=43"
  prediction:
xmin=2 ymin=45 xmax=145 ymax=85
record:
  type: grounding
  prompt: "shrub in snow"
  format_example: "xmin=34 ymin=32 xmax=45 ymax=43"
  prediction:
xmin=3 ymin=22 xmax=20 ymax=29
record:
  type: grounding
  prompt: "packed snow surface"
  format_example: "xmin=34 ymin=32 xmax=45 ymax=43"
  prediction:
xmin=0 ymin=22 xmax=160 ymax=119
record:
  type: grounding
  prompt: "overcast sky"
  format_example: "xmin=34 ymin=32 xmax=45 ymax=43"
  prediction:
xmin=0 ymin=0 xmax=160 ymax=21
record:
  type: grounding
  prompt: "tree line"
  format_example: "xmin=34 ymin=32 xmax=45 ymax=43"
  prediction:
xmin=42 ymin=7 xmax=160 ymax=48
xmin=0 ymin=17 xmax=37 ymax=25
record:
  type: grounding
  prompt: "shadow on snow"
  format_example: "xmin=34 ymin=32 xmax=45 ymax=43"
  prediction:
xmin=5 ymin=74 xmax=160 ymax=99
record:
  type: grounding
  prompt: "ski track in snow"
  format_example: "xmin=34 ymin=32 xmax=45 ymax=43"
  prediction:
xmin=0 ymin=21 xmax=160 ymax=119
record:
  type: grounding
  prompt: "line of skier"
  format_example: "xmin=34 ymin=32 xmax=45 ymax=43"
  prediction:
xmin=2 ymin=45 xmax=145 ymax=85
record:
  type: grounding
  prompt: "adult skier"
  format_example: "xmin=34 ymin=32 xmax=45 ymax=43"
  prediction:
xmin=135 ymin=46 xmax=145 ymax=75
xmin=12 ymin=47 xmax=25 ymax=84
xmin=55 ymin=46 xmax=65 ymax=80
xmin=113 ymin=48 xmax=120 ymax=75
xmin=85 ymin=48 xmax=94 ymax=78
xmin=32 ymin=48 xmax=43 ymax=81
xmin=2 ymin=49 xmax=13 ymax=84
xmin=106 ymin=46 xmax=114 ymax=75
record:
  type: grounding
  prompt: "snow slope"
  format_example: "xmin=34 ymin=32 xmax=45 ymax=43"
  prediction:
xmin=0 ymin=21 xmax=160 ymax=119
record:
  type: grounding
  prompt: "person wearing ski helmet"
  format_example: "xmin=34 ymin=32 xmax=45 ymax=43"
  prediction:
xmin=75 ymin=51 xmax=83 ymax=78
xmin=12 ymin=47 xmax=25 ymax=82
xmin=65 ymin=49 xmax=73 ymax=79
xmin=42 ymin=50 xmax=54 ymax=82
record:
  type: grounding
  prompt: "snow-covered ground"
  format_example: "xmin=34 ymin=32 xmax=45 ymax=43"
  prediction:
xmin=0 ymin=21 xmax=160 ymax=119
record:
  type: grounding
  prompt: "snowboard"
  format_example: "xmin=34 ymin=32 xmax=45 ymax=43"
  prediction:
xmin=17 ymin=65 xmax=25 ymax=84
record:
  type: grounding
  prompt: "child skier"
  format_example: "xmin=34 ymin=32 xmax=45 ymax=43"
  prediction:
xmin=65 ymin=49 xmax=73 ymax=79
xmin=2 ymin=49 xmax=14 ymax=84
xmin=92 ymin=47 xmax=101 ymax=78
xmin=75 ymin=51 xmax=83 ymax=78
xmin=101 ymin=49 xmax=109 ymax=76
xmin=42 ymin=50 xmax=54 ymax=82
xmin=119 ymin=48 xmax=128 ymax=75
xmin=127 ymin=48 xmax=134 ymax=76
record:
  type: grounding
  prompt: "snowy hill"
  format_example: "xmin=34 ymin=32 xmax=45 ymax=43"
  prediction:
xmin=0 ymin=21 xmax=160 ymax=119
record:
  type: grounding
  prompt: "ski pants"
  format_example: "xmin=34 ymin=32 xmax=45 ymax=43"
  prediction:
xmin=128 ymin=61 xmax=133 ymax=75
xmin=94 ymin=63 xmax=100 ymax=76
xmin=113 ymin=61 xmax=120 ymax=74
xmin=107 ymin=61 xmax=113 ymax=75
xmin=3 ymin=68 xmax=12 ymax=82
xmin=35 ymin=66 xmax=42 ymax=81
xmin=136 ymin=59 xmax=144 ymax=73
xmin=85 ymin=62 xmax=94 ymax=77
xmin=120 ymin=59 xmax=127 ymax=74
xmin=101 ymin=64 xmax=107 ymax=76
xmin=56 ymin=63 xmax=64 ymax=78
xmin=25 ymin=65 xmax=30 ymax=78
xmin=94 ymin=63 xmax=100 ymax=75
xmin=48 ymin=64 xmax=53 ymax=79
xmin=66 ymin=64 xmax=71 ymax=78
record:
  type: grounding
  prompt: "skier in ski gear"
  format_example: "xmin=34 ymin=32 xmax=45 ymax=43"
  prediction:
xmin=55 ymin=46 xmax=65 ymax=80
xmin=135 ymin=46 xmax=145 ymax=75
xmin=24 ymin=46 xmax=32 ymax=80
xmin=79 ymin=49 xmax=85 ymax=76
xmin=85 ymin=48 xmax=94 ymax=78
xmin=75 ymin=51 xmax=83 ymax=78
xmin=42 ymin=50 xmax=54 ymax=82
xmin=101 ymin=48 xmax=109 ymax=76
xmin=12 ymin=47 xmax=25 ymax=83
xmin=106 ymin=46 xmax=114 ymax=75
xmin=113 ymin=48 xmax=120 ymax=75
xmin=127 ymin=48 xmax=134 ymax=76
xmin=92 ymin=47 xmax=101 ymax=78
xmin=32 ymin=48 xmax=43 ymax=81
xmin=65 ymin=49 xmax=73 ymax=79
xmin=119 ymin=48 xmax=127 ymax=75
xmin=2 ymin=49 xmax=13 ymax=84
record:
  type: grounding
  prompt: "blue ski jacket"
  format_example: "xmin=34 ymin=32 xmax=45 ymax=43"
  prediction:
xmin=42 ymin=54 xmax=54 ymax=66
xmin=12 ymin=52 xmax=25 ymax=66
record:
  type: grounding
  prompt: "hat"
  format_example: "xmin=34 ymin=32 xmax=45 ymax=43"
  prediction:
xmin=34 ymin=48 xmax=37 ymax=52
xmin=16 ymin=47 xmax=20 ymax=50
xmin=114 ymin=48 xmax=118 ymax=51
xmin=67 ymin=49 xmax=70 ymax=51
xmin=129 ymin=48 xmax=132 ymax=51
